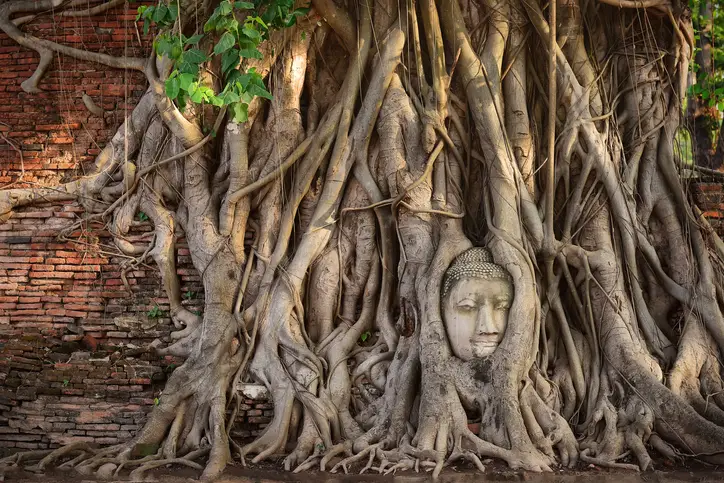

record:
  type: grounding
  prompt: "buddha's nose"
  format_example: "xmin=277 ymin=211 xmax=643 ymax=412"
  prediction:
xmin=475 ymin=305 xmax=497 ymax=334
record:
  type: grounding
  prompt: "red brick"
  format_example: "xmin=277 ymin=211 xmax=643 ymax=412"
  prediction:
xmin=18 ymin=296 xmax=41 ymax=303
xmin=29 ymin=271 xmax=73 ymax=279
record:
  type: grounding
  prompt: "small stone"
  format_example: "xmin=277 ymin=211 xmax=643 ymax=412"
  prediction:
xmin=96 ymin=462 xmax=117 ymax=479
xmin=238 ymin=383 xmax=270 ymax=400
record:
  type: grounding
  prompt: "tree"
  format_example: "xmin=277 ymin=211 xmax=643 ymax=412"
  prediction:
xmin=1 ymin=0 xmax=724 ymax=479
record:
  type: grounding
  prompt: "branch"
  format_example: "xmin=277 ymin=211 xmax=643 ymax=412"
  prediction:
xmin=145 ymin=59 xmax=205 ymax=147
xmin=14 ymin=0 xmax=126 ymax=26
xmin=311 ymin=0 xmax=356 ymax=53
xmin=224 ymin=134 xmax=314 ymax=206
xmin=596 ymin=0 xmax=670 ymax=11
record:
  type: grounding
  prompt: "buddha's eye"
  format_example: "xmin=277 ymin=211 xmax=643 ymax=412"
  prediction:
xmin=456 ymin=300 xmax=476 ymax=311
xmin=495 ymin=301 xmax=511 ymax=310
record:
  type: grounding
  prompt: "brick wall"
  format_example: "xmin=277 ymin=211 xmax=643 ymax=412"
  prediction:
xmin=0 ymin=3 xmax=149 ymax=187
xmin=0 ymin=203 xmax=272 ymax=451
xmin=691 ymin=181 xmax=724 ymax=231
xmin=0 ymin=5 xmax=271 ymax=454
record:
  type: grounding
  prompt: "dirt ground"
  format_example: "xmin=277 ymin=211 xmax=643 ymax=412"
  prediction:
xmin=5 ymin=459 xmax=724 ymax=483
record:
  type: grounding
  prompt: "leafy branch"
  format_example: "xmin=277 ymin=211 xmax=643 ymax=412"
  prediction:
xmin=137 ymin=0 xmax=309 ymax=122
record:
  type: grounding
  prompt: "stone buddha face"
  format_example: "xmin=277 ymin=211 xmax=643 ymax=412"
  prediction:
xmin=442 ymin=248 xmax=514 ymax=361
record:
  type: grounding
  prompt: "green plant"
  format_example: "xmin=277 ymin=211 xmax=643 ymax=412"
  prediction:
xmin=687 ymin=0 xmax=724 ymax=148
xmin=137 ymin=0 xmax=309 ymax=122
xmin=360 ymin=331 xmax=371 ymax=342
xmin=138 ymin=211 xmax=149 ymax=222
xmin=153 ymin=397 xmax=160 ymax=406
xmin=147 ymin=305 xmax=163 ymax=318
xmin=62 ymin=379 xmax=69 ymax=387
xmin=183 ymin=290 xmax=195 ymax=300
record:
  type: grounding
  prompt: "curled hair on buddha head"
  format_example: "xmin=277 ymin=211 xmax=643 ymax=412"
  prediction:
xmin=442 ymin=247 xmax=513 ymax=298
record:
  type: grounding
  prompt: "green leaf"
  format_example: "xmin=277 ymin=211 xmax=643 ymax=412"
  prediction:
xmin=178 ymin=72 xmax=195 ymax=91
xmin=141 ymin=6 xmax=155 ymax=20
xmin=219 ymin=0 xmax=233 ymax=15
xmin=225 ymin=69 xmax=241 ymax=86
xmin=242 ymin=27 xmax=262 ymax=41
xmin=136 ymin=5 xmax=148 ymax=21
xmin=143 ymin=18 xmax=151 ymax=35
xmin=250 ymin=15 xmax=267 ymax=29
xmin=219 ymin=90 xmax=240 ymax=104
xmin=214 ymin=16 xmax=239 ymax=33
xmin=208 ymin=94 xmax=224 ymax=107
xmin=138 ymin=211 xmax=149 ymax=222
xmin=176 ymin=61 xmax=200 ymax=75
xmin=154 ymin=397 xmax=160 ymax=406
xmin=184 ymin=48 xmax=207 ymax=65
xmin=152 ymin=4 xmax=168 ymax=23
xmin=165 ymin=76 xmax=180 ymax=99
xmin=204 ymin=13 xmax=219 ymax=32
xmin=155 ymin=36 xmax=175 ymax=56
xmin=188 ymin=83 xmax=205 ymax=103
xmin=177 ymin=91 xmax=188 ymax=111
xmin=261 ymin=8 xmax=276 ymax=26
xmin=147 ymin=305 xmax=162 ymax=318
xmin=285 ymin=8 xmax=309 ymax=28
xmin=237 ymin=72 xmax=252 ymax=89
xmin=214 ymin=31 xmax=236 ymax=55
xmin=184 ymin=34 xmax=204 ymax=45
xmin=231 ymin=102 xmax=248 ymax=122
xmin=168 ymin=2 xmax=179 ymax=20
xmin=238 ymin=47 xmax=263 ymax=59
xmin=248 ymin=83 xmax=273 ymax=100
xmin=235 ymin=1 xmax=254 ymax=8
xmin=239 ymin=90 xmax=253 ymax=103
xmin=222 ymin=48 xmax=240 ymax=74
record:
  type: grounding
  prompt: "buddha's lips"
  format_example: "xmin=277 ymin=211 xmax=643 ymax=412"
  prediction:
xmin=471 ymin=335 xmax=500 ymax=345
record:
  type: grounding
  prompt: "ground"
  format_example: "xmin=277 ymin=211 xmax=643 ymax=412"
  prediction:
xmin=5 ymin=461 xmax=724 ymax=482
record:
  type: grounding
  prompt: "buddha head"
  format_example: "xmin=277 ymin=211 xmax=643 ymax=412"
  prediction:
xmin=442 ymin=247 xmax=514 ymax=361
